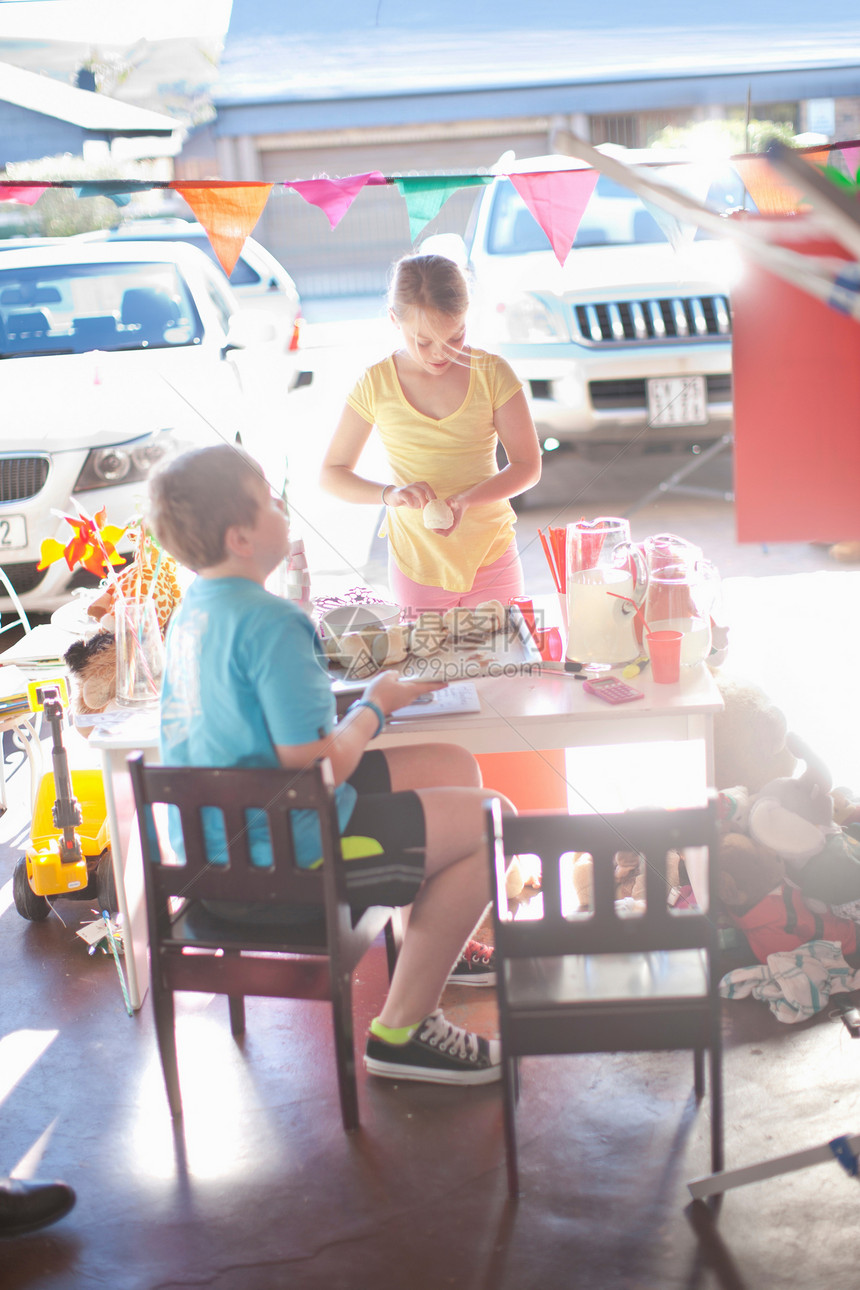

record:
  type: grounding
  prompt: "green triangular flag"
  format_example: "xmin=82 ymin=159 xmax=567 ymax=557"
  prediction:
xmin=395 ymin=175 xmax=490 ymax=242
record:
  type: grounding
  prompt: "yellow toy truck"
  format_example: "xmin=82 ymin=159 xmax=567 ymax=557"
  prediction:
xmin=12 ymin=684 xmax=116 ymax=922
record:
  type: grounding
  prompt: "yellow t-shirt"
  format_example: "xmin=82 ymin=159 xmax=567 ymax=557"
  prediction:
xmin=346 ymin=349 xmax=522 ymax=593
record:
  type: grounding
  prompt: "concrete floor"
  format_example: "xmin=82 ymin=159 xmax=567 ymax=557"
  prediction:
xmin=4 ymin=472 xmax=860 ymax=1289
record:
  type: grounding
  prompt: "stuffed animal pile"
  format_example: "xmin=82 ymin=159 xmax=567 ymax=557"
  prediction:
xmin=711 ymin=676 xmax=860 ymax=965
xmin=567 ymin=677 xmax=860 ymax=961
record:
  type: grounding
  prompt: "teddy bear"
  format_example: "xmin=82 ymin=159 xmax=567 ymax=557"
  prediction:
xmin=747 ymin=730 xmax=836 ymax=863
xmin=571 ymin=847 xmax=685 ymax=912
xmin=64 ymin=632 xmax=119 ymax=735
xmin=712 ymin=676 xmax=797 ymax=796
xmin=742 ymin=730 xmax=860 ymax=907
xmin=714 ymin=830 xmax=860 ymax=966
xmin=504 ymin=854 xmax=542 ymax=906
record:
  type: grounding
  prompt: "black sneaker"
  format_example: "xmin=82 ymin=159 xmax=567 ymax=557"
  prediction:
xmin=446 ymin=939 xmax=496 ymax=987
xmin=364 ymin=1010 xmax=501 ymax=1085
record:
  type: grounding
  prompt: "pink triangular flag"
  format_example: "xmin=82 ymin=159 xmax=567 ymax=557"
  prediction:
xmin=509 ymin=169 xmax=599 ymax=265
xmin=836 ymin=144 xmax=860 ymax=181
xmin=0 ymin=185 xmax=47 ymax=206
xmin=286 ymin=171 xmax=386 ymax=229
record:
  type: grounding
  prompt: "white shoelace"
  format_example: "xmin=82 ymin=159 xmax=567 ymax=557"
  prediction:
xmin=419 ymin=1009 xmax=479 ymax=1061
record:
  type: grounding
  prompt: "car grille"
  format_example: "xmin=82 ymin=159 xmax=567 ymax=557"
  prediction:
xmin=0 ymin=563 xmax=101 ymax=599
xmin=0 ymin=562 xmax=48 ymax=594
xmin=573 ymin=295 xmax=731 ymax=344
xmin=0 ymin=456 xmax=50 ymax=502
xmin=590 ymin=374 xmax=733 ymax=410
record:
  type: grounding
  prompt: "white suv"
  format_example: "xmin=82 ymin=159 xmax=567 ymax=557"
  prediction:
xmin=424 ymin=152 xmax=743 ymax=454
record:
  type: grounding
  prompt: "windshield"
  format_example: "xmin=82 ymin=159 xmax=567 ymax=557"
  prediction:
xmin=0 ymin=261 xmax=203 ymax=358
xmin=485 ymin=167 xmax=750 ymax=255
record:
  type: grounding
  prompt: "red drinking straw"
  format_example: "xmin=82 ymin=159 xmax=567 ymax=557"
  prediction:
xmin=538 ymin=528 xmax=562 ymax=592
xmin=549 ymin=526 xmax=567 ymax=591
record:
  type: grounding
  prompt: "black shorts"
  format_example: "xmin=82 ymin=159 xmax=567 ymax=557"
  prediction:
xmin=201 ymin=750 xmax=427 ymax=925
xmin=341 ymin=749 xmax=427 ymax=909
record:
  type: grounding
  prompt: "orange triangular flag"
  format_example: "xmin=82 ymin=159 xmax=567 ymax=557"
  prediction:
xmin=508 ymin=169 xmax=599 ymax=266
xmin=731 ymin=157 xmax=804 ymax=216
xmin=171 ymin=184 xmax=273 ymax=275
xmin=800 ymin=147 xmax=833 ymax=170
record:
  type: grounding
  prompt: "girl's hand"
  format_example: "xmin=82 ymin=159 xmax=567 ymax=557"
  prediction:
xmin=365 ymin=670 xmax=447 ymax=715
xmin=385 ymin=482 xmax=436 ymax=509
xmin=428 ymin=495 xmax=467 ymax=537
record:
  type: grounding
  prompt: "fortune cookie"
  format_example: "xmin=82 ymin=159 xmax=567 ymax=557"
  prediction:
xmin=423 ymin=498 xmax=454 ymax=530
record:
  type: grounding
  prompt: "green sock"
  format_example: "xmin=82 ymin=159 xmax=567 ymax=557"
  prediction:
xmin=370 ymin=1016 xmax=419 ymax=1046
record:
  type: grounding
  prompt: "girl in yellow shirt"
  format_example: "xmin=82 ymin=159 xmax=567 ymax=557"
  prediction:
xmin=320 ymin=254 xmax=541 ymax=613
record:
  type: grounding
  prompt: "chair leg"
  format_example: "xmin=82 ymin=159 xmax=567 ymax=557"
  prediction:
xmin=709 ymin=1040 xmax=724 ymax=1174
xmin=228 ymin=995 xmax=246 ymax=1035
xmin=153 ymin=986 xmax=183 ymax=1119
xmin=693 ymin=1045 xmax=705 ymax=1100
xmin=384 ymin=911 xmax=402 ymax=980
xmin=330 ymin=969 xmax=360 ymax=1132
xmin=502 ymin=1055 xmax=521 ymax=1198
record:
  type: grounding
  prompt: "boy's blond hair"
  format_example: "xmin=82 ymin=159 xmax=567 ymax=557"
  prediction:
xmin=147 ymin=445 xmax=262 ymax=571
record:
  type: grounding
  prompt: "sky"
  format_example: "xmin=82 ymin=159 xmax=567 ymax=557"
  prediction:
xmin=0 ymin=0 xmax=233 ymax=46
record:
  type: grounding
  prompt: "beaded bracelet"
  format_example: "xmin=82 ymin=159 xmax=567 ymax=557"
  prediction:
xmin=346 ymin=698 xmax=385 ymax=739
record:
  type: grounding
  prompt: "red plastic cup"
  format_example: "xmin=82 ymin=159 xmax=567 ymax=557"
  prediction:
xmin=535 ymin=626 xmax=563 ymax=661
xmin=647 ymin=629 xmax=683 ymax=684
xmin=509 ymin=596 xmax=536 ymax=640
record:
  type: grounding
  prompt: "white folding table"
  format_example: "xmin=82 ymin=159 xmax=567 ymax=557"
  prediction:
xmin=89 ymin=662 xmax=722 ymax=1012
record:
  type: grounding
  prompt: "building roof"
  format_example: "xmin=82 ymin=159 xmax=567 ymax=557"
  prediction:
xmin=216 ymin=0 xmax=860 ymax=114
xmin=0 ymin=58 xmax=179 ymax=134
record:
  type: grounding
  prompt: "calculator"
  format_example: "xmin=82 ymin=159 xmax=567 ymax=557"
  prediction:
xmin=582 ymin=677 xmax=644 ymax=705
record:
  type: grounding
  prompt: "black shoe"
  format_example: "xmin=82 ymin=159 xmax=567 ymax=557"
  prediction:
xmin=0 ymin=1178 xmax=76 ymax=1239
xmin=446 ymin=939 xmax=496 ymax=987
xmin=364 ymin=1009 xmax=501 ymax=1085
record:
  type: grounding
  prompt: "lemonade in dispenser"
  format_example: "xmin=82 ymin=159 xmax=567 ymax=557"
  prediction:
xmin=564 ymin=518 xmax=648 ymax=671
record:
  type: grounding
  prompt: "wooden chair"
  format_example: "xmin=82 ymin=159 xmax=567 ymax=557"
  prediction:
xmin=487 ymin=798 xmax=721 ymax=1196
xmin=129 ymin=752 xmax=401 ymax=1131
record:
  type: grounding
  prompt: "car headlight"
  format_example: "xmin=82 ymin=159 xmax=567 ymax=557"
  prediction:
xmin=494 ymin=293 xmax=570 ymax=343
xmin=74 ymin=430 xmax=176 ymax=492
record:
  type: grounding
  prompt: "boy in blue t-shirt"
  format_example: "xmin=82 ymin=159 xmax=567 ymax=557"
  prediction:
xmin=148 ymin=445 xmax=513 ymax=1087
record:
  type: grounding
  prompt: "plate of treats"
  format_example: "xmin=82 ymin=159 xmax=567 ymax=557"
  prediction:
xmin=323 ymin=598 xmax=540 ymax=694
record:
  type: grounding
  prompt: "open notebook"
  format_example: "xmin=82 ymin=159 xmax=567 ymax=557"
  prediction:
xmin=388 ymin=682 xmax=481 ymax=720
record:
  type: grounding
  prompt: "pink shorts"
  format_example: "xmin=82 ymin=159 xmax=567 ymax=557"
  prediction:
xmin=388 ymin=541 xmax=525 ymax=614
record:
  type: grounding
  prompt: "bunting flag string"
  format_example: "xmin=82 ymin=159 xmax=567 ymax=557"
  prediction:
xmin=1 ymin=137 xmax=858 ymax=277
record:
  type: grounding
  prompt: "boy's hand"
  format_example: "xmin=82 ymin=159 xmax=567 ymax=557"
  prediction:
xmin=365 ymin=670 xmax=447 ymax=716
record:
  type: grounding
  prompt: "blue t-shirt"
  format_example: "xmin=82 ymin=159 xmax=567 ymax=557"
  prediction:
xmin=160 ymin=577 xmax=357 ymax=867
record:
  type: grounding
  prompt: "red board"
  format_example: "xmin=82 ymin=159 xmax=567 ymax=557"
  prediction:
xmin=732 ymin=226 xmax=860 ymax=542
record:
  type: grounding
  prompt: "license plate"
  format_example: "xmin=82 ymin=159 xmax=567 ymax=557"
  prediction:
xmin=0 ymin=515 xmax=27 ymax=550
xmin=647 ymin=376 xmax=708 ymax=427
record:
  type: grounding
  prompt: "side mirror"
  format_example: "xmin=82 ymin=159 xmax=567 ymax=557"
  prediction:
xmin=418 ymin=233 xmax=469 ymax=268
xmin=223 ymin=310 xmax=277 ymax=351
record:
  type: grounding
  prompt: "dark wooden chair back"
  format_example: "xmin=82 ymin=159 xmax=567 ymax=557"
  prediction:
xmin=129 ymin=752 xmax=399 ymax=1131
xmin=488 ymin=799 xmax=722 ymax=1196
